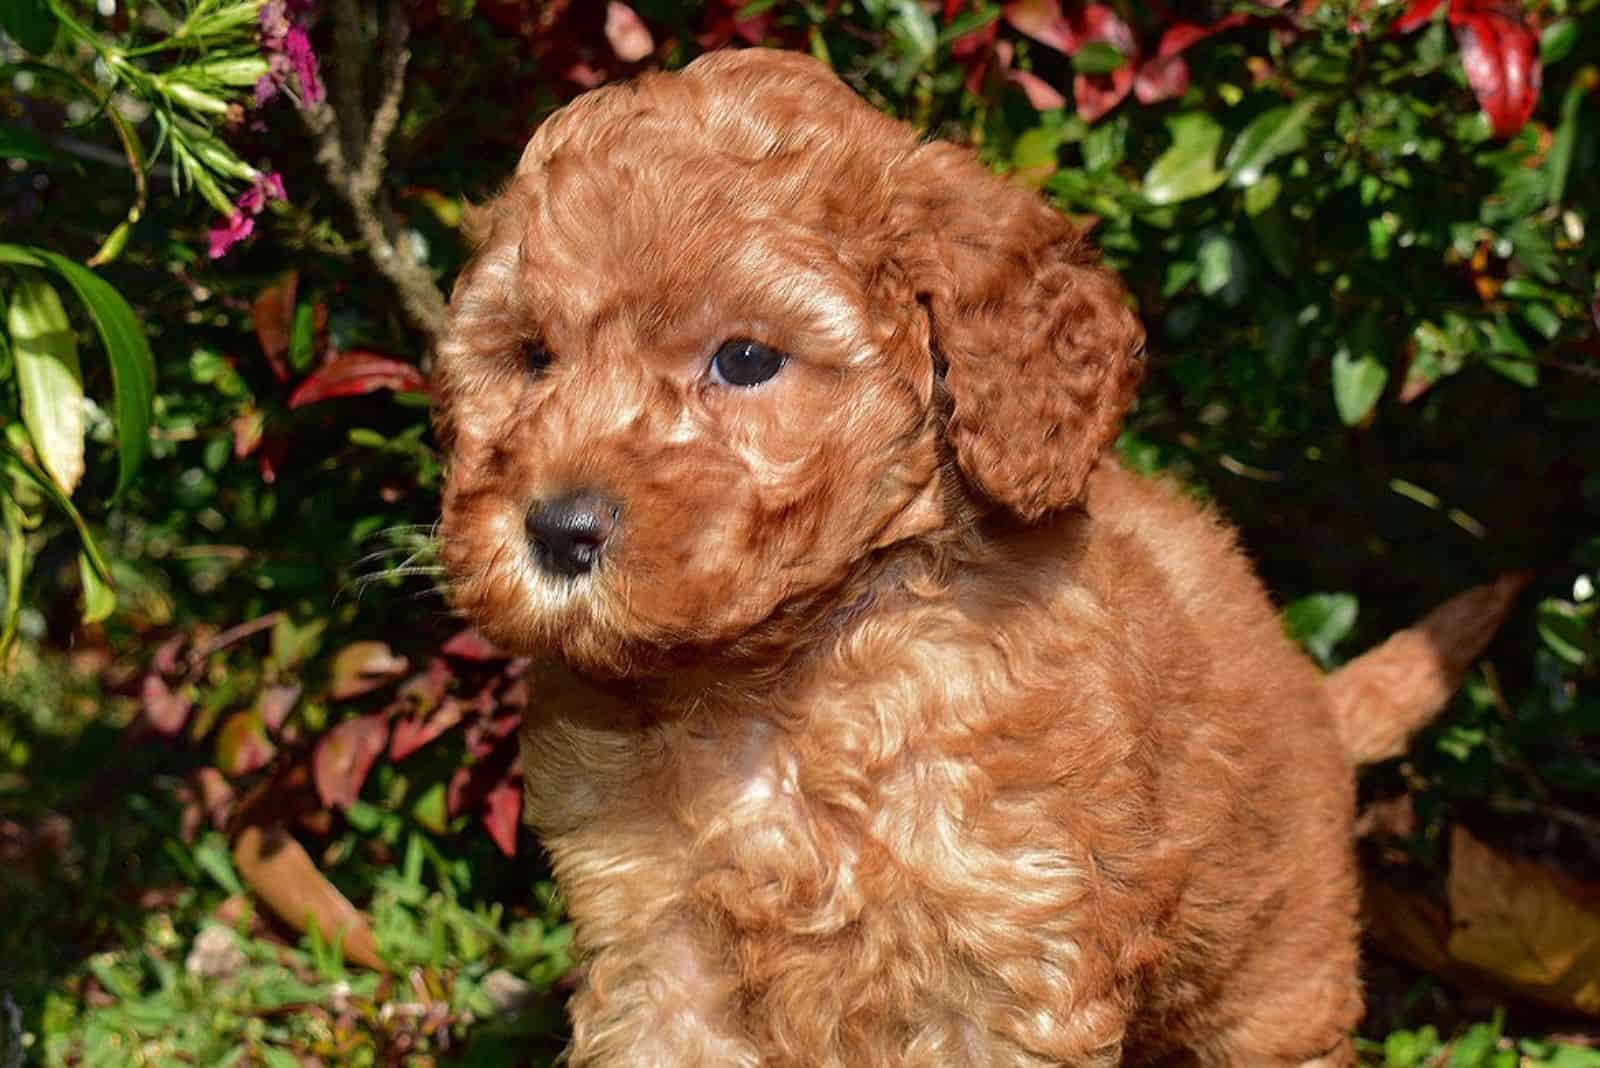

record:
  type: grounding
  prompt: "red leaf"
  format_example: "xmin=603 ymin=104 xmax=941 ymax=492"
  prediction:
xmin=441 ymin=628 xmax=508 ymax=662
xmin=216 ymin=711 xmax=276 ymax=777
xmin=1154 ymin=14 xmax=1252 ymax=58
xmin=329 ymin=641 xmax=409 ymax=700
xmin=313 ymin=714 xmax=389 ymax=808
xmin=1393 ymin=0 xmax=1445 ymax=34
xmin=1134 ymin=55 xmax=1190 ymax=104
xmin=251 ymin=272 xmax=296 ymax=384
xmin=193 ymin=767 xmax=235 ymax=831
xmin=1071 ymin=5 xmax=1138 ymax=122
xmin=389 ymin=695 xmax=467 ymax=761
xmin=141 ymin=673 xmax=192 ymax=735
xmin=287 ymin=351 xmax=428 ymax=409
xmin=1002 ymin=0 xmax=1077 ymax=53
xmin=258 ymin=683 xmax=301 ymax=733
xmin=153 ymin=633 xmax=187 ymax=676
xmin=604 ymin=2 xmax=653 ymax=62
xmin=482 ymin=770 xmax=523 ymax=857
xmin=391 ymin=657 xmax=453 ymax=715
xmin=1452 ymin=8 xmax=1541 ymax=138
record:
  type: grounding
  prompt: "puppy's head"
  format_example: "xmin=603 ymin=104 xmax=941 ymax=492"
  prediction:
xmin=436 ymin=49 xmax=1143 ymax=676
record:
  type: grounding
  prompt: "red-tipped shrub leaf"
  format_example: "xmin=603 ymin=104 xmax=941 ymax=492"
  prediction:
xmin=287 ymin=351 xmax=428 ymax=409
xmin=482 ymin=770 xmax=523 ymax=857
xmin=329 ymin=641 xmax=409 ymax=700
xmin=1071 ymin=6 xmax=1138 ymax=121
xmin=216 ymin=711 xmax=276 ymax=777
xmin=313 ymin=714 xmax=389 ymax=809
xmin=389 ymin=695 xmax=467 ymax=761
xmin=141 ymin=673 xmax=192 ymax=735
xmin=1394 ymin=0 xmax=1445 ymax=33
xmin=1002 ymin=0 xmax=1077 ymax=53
xmin=1452 ymin=7 xmax=1541 ymax=138
xmin=1154 ymin=14 xmax=1252 ymax=58
xmin=1135 ymin=56 xmax=1190 ymax=104
xmin=441 ymin=628 xmax=508 ymax=662
xmin=603 ymin=2 xmax=653 ymax=62
xmin=251 ymin=272 xmax=296 ymax=383
xmin=258 ymin=683 xmax=301 ymax=733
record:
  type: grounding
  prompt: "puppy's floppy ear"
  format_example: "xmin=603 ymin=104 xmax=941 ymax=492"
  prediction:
xmin=893 ymin=142 xmax=1145 ymax=520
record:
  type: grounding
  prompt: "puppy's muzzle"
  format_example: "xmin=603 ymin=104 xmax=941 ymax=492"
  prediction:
xmin=525 ymin=490 xmax=620 ymax=577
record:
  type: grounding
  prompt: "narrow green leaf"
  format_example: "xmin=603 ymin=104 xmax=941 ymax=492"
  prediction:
xmin=0 ymin=0 xmax=58 ymax=55
xmin=0 ymin=443 xmax=111 ymax=582
xmin=0 ymin=485 xmax=24 ymax=657
xmin=0 ymin=244 xmax=156 ymax=494
xmin=78 ymin=548 xmax=114 ymax=623
xmin=1546 ymin=73 xmax=1589 ymax=204
xmin=1332 ymin=348 xmax=1388 ymax=426
xmin=1225 ymin=97 xmax=1319 ymax=188
xmin=937 ymin=6 xmax=999 ymax=46
xmin=1143 ymin=113 xmax=1227 ymax=205
xmin=7 ymin=270 xmax=85 ymax=495
xmin=1537 ymin=599 xmax=1593 ymax=666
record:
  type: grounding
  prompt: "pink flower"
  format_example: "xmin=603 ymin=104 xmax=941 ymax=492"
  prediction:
xmin=254 ymin=0 xmax=322 ymax=108
xmin=208 ymin=212 xmax=255 ymax=259
xmin=284 ymin=25 xmax=324 ymax=105
xmin=257 ymin=0 xmax=289 ymax=47
xmin=207 ymin=173 xmax=286 ymax=259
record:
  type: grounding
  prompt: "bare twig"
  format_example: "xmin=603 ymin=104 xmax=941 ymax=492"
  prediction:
xmin=296 ymin=0 xmax=448 ymax=344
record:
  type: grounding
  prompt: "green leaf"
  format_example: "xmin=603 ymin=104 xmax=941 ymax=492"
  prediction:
xmin=7 ymin=270 xmax=84 ymax=495
xmin=1073 ymin=41 xmax=1126 ymax=75
xmin=1539 ymin=20 xmax=1579 ymax=66
xmin=1332 ymin=349 xmax=1388 ymax=426
xmin=1225 ymin=97 xmax=1320 ymax=187
xmin=0 ymin=0 xmax=58 ymax=55
xmin=0 ymin=244 xmax=156 ymax=494
xmin=937 ymin=6 xmax=998 ymax=46
xmin=1143 ymin=113 xmax=1227 ymax=205
xmin=0 ymin=443 xmax=111 ymax=582
xmin=1545 ymin=74 xmax=1588 ymax=204
xmin=1196 ymin=233 xmax=1249 ymax=305
xmin=0 ymin=485 xmax=24 ymax=657
xmin=1283 ymin=593 xmax=1359 ymax=666
xmin=1242 ymin=172 xmax=1281 ymax=216
xmin=1537 ymin=599 xmax=1593 ymax=666
xmin=78 ymin=548 xmax=114 ymax=623
xmin=1448 ymin=1021 xmax=1499 ymax=1067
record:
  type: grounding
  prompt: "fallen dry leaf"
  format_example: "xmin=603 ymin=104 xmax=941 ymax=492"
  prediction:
xmin=1447 ymin=825 xmax=1600 ymax=1013
xmin=233 ymin=823 xmax=385 ymax=971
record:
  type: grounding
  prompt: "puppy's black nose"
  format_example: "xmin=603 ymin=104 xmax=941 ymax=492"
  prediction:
xmin=525 ymin=491 xmax=619 ymax=577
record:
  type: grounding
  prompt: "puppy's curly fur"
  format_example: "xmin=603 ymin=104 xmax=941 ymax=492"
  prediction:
xmin=436 ymin=49 xmax=1519 ymax=1067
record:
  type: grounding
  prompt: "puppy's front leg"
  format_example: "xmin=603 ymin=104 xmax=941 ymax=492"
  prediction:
xmin=566 ymin=923 xmax=760 ymax=1068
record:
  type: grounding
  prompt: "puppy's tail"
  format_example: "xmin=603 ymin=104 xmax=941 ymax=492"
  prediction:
xmin=1326 ymin=572 xmax=1529 ymax=765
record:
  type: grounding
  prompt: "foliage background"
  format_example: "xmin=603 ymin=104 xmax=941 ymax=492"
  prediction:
xmin=1 ymin=0 xmax=1598 ymax=1064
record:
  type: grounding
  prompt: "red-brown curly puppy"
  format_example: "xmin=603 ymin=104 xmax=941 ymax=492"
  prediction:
xmin=436 ymin=48 xmax=1517 ymax=1067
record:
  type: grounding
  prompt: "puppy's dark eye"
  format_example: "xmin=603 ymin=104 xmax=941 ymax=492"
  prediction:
xmin=521 ymin=340 xmax=552 ymax=376
xmin=711 ymin=339 xmax=786 ymax=388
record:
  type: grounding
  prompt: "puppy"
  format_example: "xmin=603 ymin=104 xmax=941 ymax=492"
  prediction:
xmin=436 ymin=48 xmax=1518 ymax=1067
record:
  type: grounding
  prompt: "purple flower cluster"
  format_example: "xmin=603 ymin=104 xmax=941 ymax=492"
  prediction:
xmin=207 ymin=171 xmax=286 ymax=258
xmin=254 ymin=0 xmax=323 ymax=107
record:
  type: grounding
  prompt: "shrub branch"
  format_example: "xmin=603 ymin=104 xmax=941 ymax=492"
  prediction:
xmin=296 ymin=0 xmax=448 ymax=344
